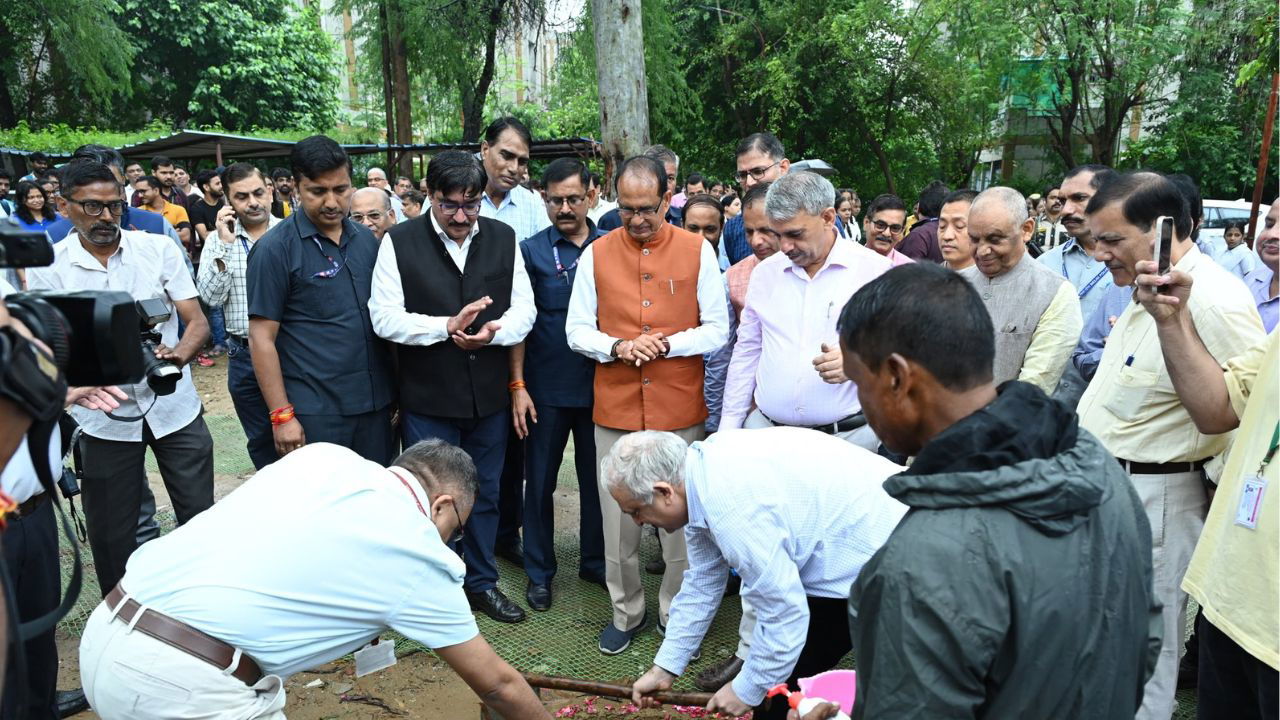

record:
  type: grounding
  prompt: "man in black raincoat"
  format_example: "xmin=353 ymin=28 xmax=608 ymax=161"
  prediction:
xmin=836 ymin=263 xmax=1161 ymax=719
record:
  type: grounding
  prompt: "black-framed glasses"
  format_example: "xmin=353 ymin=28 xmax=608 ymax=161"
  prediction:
xmin=872 ymin=219 xmax=905 ymax=235
xmin=734 ymin=161 xmax=781 ymax=182
xmin=65 ymin=199 xmax=125 ymax=217
xmin=449 ymin=501 xmax=466 ymax=546
xmin=436 ymin=199 xmax=482 ymax=217
xmin=617 ymin=205 xmax=662 ymax=219
xmin=545 ymin=195 xmax=586 ymax=208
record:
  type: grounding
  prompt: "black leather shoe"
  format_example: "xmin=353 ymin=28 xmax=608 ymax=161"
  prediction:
xmin=645 ymin=557 xmax=666 ymax=575
xmin=467 ymin=588 xmax=527 ymax=623
xmin=694 ymin=655 xmax=744 ymax=692
xmin=578 ymin=570 xmax=607 ymax=589
xmin=56 ymin=688 xmax=90 ymax=718
xmin=525 ymin=581 xmax=552 ymax=611
xmin=496 ymin=540 xmax=525 ymax=566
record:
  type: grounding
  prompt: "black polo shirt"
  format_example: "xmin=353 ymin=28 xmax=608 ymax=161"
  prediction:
xmin=246 ymin=209 xmax=393 ymax=416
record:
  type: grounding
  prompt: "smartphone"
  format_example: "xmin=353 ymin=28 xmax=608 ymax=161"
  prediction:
xmin=1152 ymin=215 xmax=1173 ymax=292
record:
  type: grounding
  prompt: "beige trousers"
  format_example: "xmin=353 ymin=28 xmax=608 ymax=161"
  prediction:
xmin=1132 ymin=468 xmax=1209 ymax=720
xmin=595 ymin=423 xmax=704 ymax=630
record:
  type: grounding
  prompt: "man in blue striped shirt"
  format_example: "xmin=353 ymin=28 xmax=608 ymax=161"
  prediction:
xmin=616 ymin=428 xmax=907 ymax=718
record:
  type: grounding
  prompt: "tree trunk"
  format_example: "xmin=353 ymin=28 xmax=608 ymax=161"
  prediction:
xmin=461 ymin=0 xmax=506 ymax=143
xmin=387 ymin=0 xmax=414 ymax=176
xmin=379 ymin=2 xmax=396 ymax=170
xmin=592 ymin=0 xmax=649 ymax=192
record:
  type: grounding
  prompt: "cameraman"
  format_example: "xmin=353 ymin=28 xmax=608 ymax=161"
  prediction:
xmin=26 ymin=160 xmax=215 ymax=597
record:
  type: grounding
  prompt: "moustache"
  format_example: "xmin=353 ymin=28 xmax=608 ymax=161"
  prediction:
xmin=555 ymin=214 xmax=576 ymax=222
xmin=1061 ymin=214 xmax=1084 ymax=225
xmin=86 ymin=223 xmax=120 ymax=245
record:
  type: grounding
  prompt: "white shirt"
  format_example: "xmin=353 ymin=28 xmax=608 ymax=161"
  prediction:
xmin=1222 ymin=243 xmax=1259 ymax=282
xmin=565 ymin=236 xmax=730 ymax=362
xmin=653 ymin=428 xmax=908 ymax=706
xmin=119 ymin=443 xmax=478 ymax=678
xmin=0 ymin=434 xmax=59 ymax=504
xmin=27 ymin=230 xmax=201 ymax=441
xmin=369 ymin=213 xmax=535 ymax=347
xmin=721 ymin=237 xmax=891 ymax=428
xmin=196 ymin=216 xmax=280 ymax=337
xmin=480 ymin=183 xmax=552 ymax=243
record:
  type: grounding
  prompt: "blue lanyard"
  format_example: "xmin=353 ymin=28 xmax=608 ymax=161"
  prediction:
xmin=1060 ymin=243 xmax=1109 ymax=299
xmin=310 ymin=236 xmax=349 ymax=278
xmin=238 ymin=234 xmax=251 ymax=256
xmin=552 ymin=243 xmax=579 ymax=278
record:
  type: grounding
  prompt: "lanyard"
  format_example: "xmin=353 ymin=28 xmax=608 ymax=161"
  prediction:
xmin=552 ymin=243 xmax=579 ymax=277
xmin=1059 ymin=242 xmax=1110 ymax=299
xmin=1257 ymin=423 xmax=1280 ymax=475
xmin=390 ymin=469 xmax=428 ymax=518
xmin=238 ymin=234 xmax=251 ymax=256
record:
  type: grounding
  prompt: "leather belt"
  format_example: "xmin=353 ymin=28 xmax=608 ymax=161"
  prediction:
xmin=1117 ymin=458 xmax=1208 ymax=475
xmin=17 ymin=492 xmax=48 ymax=518
xmin=104 ymin=585 xmax=263 ymax=686
xmin=763 ymin=411 xmax=867 ymax=435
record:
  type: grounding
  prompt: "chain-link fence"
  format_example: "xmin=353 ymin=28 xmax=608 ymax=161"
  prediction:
xmin=54 ymin=405 xmax=1201 ymax=715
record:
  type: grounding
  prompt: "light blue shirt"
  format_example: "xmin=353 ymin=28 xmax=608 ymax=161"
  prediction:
xmin=120 ymin=443 xmax=478 ymax=678
xmin=1245 ymin=263 xmax=1277 ymax=333
xmin=702 ymin=278 xmax=736 ymax=432
xmin=1221 ymin=243 xmax=1259 ymax=282
xmin=1072 ymin=283 xmax=1134 ymax=382
xmin=653 ymin=428 xmax=908 ymax=706
xmin=479 ymin=183 xmax=552 ymax=243
xmin=1038 ymin=237 xmax=1112 ymax=324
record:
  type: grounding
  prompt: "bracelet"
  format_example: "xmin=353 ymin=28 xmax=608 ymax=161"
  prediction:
xmin=508 ymin=380 xmax=527 ymax=392
xmin=270 ymin=404 xmax=295 ymax=426
xmin=610 ymin=339 xmax=624 ymax=357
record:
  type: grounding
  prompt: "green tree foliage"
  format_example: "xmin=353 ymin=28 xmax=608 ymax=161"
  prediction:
xmin=0 ymin=0 xmax=135 ymax=128
xmin=116 ymin=0 xmax=341 ymax=131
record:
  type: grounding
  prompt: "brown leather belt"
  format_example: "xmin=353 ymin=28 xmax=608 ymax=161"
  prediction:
xmin=104 ymin=585 xmax=263 ymax=685
xmin=1117 ymin=458 xmax=1209 ymax=475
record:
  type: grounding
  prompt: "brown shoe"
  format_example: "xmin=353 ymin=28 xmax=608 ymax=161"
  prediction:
xmin=694 ymin=655 xmax=744 ymax=692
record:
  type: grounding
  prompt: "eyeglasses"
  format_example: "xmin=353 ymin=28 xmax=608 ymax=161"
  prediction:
xmin=436 ymin=199 xmax=482 ymax=217
xmin=65 ymin=199 xmax=125 ymax=217
xmin=734 ymin=161 xmax=781 ymax=182
xmin=871 ymin=219 xmax=905 ymax=236
xmin=545 ymin=195 xmax=586 ymax=208
xmin=350 ymin=211 xmax=385 ymax=223
xmin=449 ymin=501 xmax=466 ymax=547
xmin=617 ymin=205 xmax=662 ymax=219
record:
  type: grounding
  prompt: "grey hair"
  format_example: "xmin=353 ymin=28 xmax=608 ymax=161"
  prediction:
xmin=368 ymin=167 xmax=387 ymax=180
xmin=764 ymin=170 xmax=835 ymax=222
xmin=394 ymin=439 xmax=478 ymax=507
xmin=642 ymin=144 xmax=680 ymax=171
xmin=972 ymin=186 xmax=1029 ymax=227
xmin=600 ymin=431 xmax=688 ymax=504
xmin=352 ymin=186 xmax=392 ymax=212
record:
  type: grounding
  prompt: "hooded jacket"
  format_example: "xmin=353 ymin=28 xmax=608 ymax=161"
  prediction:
xmin=848 ymin=381 xmax=1161 ymax=719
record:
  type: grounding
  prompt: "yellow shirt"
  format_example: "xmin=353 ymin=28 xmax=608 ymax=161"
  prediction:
xmin=1079 ymin=246 xmax=1265 ymax=462
xmin=160 ymin=200 xmax=190 ymax=230
xmin=1182 ymin=333 xmax=1280 ymax=669
xmin=1018 ymin=280 xmax=1082 ymax=394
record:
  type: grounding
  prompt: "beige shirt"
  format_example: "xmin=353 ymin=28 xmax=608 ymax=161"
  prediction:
xmin=1017 ymin=280 xmax=1082 ymax=394
xmin=1079 ymin=246 xmax=1265 ymax=463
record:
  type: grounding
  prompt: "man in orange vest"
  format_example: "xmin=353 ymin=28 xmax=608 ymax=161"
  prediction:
xmin=567 ymin=155 xmax=730 ymax=655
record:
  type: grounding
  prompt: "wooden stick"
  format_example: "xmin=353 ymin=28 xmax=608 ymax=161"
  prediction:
xmin=521 ymin=672 xmax=714 ymax=706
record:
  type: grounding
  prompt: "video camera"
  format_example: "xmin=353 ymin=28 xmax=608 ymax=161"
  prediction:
xmin=0 ymin=218 xmax=176 ymax=395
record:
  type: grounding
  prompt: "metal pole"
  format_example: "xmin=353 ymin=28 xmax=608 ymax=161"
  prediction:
xmin=1246 ymin=72 xmax=1279 ymax=246
xmin=215 ymin=141 xmax=224 ymax=168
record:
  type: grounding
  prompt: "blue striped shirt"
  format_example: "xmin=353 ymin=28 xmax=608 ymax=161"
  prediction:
xmin=480 ymin=184 xmax=552 ymax=243
xmin=653 ymin=428 xmax=908 ymax=705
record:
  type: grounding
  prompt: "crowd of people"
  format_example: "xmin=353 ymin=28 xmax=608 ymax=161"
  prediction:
xmin=0 ymin=118 xmax=1275 ymax=720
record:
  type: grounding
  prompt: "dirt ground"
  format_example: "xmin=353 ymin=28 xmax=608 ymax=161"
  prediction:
xmin=59 ymin=359 xmax=695 ymax=719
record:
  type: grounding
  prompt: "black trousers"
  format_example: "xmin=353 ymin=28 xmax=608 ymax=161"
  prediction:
xmin=1198 ymin=613 xmax=1279 ymax=720
xmin=295 ymin=406 xmax=396 ymax=466
xmin=0 ymin=496 xmax=59 ymax=720
xmin=497 ymin=431 xmax=523 ymax=550
xmin=755 ymin=596 xmax=852 ymax=720
xmin=78 ymin=415 xmax=215 ymax=596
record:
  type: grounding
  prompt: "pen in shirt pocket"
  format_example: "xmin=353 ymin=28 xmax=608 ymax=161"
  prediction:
xmin=668 ymin=279 xmax=675 ymax=295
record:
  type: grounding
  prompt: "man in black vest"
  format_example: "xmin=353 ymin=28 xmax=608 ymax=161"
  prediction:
xmin=370 ymin=150 xmax=537 ymax=623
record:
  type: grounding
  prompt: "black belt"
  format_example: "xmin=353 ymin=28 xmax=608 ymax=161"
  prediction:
xmin=1117 ymin=458 xmax=1209 ymax=475
xmin=763 ymin=411 xmax=867 ymax=435
xmin=17 ymin=492 xmax=48 ymax=518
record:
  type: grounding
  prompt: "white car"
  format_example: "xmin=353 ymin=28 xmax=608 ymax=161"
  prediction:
xmin=1200 ymin=199 xmax=1271 ymax=255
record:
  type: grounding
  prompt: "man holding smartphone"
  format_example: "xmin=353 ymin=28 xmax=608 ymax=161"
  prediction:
xmin=196 ymin=163 xmax=280 ymax=469
xmin=1079 ymin=171 xmax=1265 ymax=720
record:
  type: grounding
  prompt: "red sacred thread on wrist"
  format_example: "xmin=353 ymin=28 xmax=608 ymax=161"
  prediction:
xmin=270 ymin=404 xmax=295 ymax=426
xmin=508 ymin=380 xmax=527 ymax=392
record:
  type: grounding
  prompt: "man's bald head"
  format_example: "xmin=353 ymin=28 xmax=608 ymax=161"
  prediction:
xmin=366 ymin=167 xmax=389 ymax=189
xmin=351 ymin=187 xmax=396 ymax=239
xmin=968 ymin=186 xmax=1033 ymax=278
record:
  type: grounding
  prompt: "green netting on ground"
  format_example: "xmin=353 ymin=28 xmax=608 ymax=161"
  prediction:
xmin=58 ymin=411 xmax=1200 ymax=715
